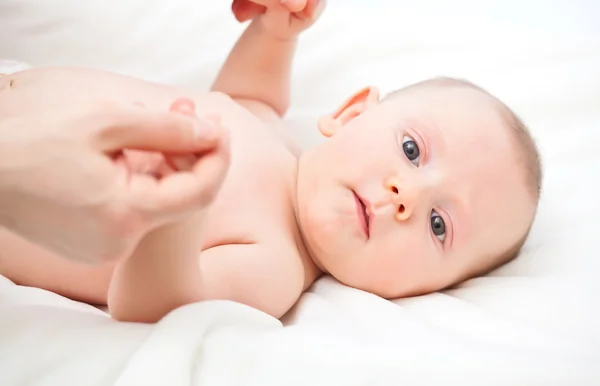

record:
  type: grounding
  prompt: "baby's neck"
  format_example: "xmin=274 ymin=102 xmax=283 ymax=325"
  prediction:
xmin=290 ymin=157 xmax=324 ymax=291
xmin=293 ymin=214 xmax=323 ymax=291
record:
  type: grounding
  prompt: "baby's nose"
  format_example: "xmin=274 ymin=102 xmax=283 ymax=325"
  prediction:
xmin=385 ymin=176 xmax=420 ymax=221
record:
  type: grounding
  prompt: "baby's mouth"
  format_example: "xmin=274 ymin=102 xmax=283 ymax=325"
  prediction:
xmin=353 ymin=191 xmax=370 ymax=239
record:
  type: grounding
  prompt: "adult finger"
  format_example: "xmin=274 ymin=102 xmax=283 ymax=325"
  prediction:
xmin=164 ymin=97 xmax=206 ymax=172
xmin=128 ymin=133 xmax=231 ymax=224
xmin=93 ymin=101 xmax=221 ymax=155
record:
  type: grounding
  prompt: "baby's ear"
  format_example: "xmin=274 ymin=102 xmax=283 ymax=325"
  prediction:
xmin=318 ymin=86 xmax=380 ymax=137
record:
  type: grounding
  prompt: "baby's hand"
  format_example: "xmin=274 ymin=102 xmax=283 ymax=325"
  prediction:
xmin=122 ymin=99 xmax=230 ymax=222
xmin=232 ymin=0 xmax=326 ymax=40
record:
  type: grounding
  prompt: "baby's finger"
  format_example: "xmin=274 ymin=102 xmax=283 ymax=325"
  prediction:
xmin=122 ymin=149 xmax=166 ymax=174
xmin=300 ymin=0 xmax=320 ymax=18
xmin=279 ymin=0 xmax=307 ymax=13
xmin=164 ymin=154 xmax=197 ymax=172
xmin=232 ymin=0 xmax=266 ymax=22
xmin=245 ymin=0 xmax=306 ymax=13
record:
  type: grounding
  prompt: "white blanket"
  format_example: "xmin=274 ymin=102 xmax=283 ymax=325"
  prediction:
xmin=0 ymin=1 xmax=599 ymax=385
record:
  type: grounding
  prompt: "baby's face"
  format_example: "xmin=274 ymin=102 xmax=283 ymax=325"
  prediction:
xmin=296 ymin=85 xmax=535 ymax=297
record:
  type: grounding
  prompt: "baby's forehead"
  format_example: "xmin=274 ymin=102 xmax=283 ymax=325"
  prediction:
xmin=388 ymin=83 xmax=500 ymax=115
xmin=383 ymin=85 xmax=511 ymax=151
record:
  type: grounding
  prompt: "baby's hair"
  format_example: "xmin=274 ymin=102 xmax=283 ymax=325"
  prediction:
xmin=384 ymin=77 xmax=542 ymax=280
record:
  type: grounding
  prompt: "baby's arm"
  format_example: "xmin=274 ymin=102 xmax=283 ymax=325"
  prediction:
xmin=108 ymin=227 xmax=302 ymax=322
xmin=211 ymin=20 xmax=295 ymax=118
xmin=211 ymin=2 xmax=323 ymax=118
xmin=107 ymin=216 xmax=206 ymax=322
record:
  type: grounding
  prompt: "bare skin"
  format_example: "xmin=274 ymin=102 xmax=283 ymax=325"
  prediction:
xmin=0 ymin=1 xmax=535 ymax=322
xmin=0 ymin=66 xmax=314 ymax=319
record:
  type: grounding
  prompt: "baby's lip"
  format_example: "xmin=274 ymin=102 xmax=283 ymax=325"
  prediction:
xmin=353 ymin=190 xmax=371 ymax=239
xmin=361 ymin=195 xmax=374 ymax=231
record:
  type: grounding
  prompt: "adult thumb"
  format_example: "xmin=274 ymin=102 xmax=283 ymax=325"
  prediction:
xmin=94 ymin=102 xmax=222 ymax=155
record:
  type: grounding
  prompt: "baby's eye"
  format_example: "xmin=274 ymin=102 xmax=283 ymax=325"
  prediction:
xmin=402 ymin=135 xmax=420 ymax=166
xmin=431 ymin=210 xmax=446 ymax=243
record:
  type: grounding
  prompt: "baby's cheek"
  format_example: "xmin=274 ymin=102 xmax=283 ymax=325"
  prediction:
xmin=381 ymin=232 xmax=426 ymax=271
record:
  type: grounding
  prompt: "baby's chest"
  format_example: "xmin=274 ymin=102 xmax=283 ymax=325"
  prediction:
xmin=199 ymin=123 xmax=300 ymax=250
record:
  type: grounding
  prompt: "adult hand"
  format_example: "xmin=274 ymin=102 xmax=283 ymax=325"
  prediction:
xmin=0 ymin=99 xmax=229 ymax=264
xmin=231 ymin=0 xmax=321 ymax=22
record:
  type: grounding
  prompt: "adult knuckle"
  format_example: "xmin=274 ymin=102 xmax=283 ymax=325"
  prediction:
xmin=87 ymin=101 xmax=123 ymax=127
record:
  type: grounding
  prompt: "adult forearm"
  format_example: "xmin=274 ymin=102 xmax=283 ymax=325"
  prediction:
xmin=211 ymin=19 xmax=296 ymax=117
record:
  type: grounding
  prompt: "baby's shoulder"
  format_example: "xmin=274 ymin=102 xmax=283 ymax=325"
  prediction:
xmin=231 ymin=97 xmax=282 ymax=124
xmin=202 ymin=102 xmax=301 ymax=251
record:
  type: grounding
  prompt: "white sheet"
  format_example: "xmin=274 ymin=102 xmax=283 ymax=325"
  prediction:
xmin=1 ymin=1 xmax=599 ymax=385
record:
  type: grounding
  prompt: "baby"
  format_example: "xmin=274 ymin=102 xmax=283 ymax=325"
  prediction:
xmin=0 ymin=1 xmax=542 ymax=322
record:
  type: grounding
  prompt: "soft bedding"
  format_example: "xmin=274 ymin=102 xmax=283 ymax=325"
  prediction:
xmin=0 ymin=0 xmax=599 ymax=385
